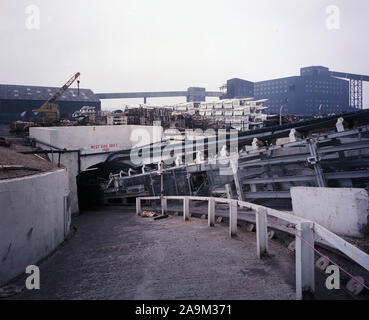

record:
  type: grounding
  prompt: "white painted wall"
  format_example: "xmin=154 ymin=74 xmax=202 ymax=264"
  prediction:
xmin=0 ymin=169 xmax=70 ymax=286
xmin=291 ymin=187 xmax=369 ymax=238
xmin=30 ymin=125 xmax=163 ymax=213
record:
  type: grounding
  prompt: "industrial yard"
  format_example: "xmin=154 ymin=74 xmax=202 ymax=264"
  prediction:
xmin=4 ymin=205 xmax=368 ymax=300
xmin=4 ymin=207 xmax=297 ymax=300
xmin=1 ymin=0 xmax=369 ymax=309
xmin=1 ymin=73 xmax=369 ymax=301
xmin=1 ymin=99 xmax=369 ymax=301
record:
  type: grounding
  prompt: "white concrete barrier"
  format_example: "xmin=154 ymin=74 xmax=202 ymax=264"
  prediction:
xmin=291 ymin=187 xmax=369 ymax=238
xmin=0 ymin=169 xmax=70 ymax=286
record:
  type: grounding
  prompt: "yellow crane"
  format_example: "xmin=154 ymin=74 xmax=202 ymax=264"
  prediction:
xmin=32 ymin=72 xmax=81 ymax=122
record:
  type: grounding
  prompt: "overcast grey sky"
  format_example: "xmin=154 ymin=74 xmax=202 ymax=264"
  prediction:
xmin=1 ymin=0 xmax=368 ymax=109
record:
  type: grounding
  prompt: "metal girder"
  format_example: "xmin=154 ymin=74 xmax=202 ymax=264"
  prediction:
xmin=318 ymin=140 xmax=369 ymax=154
xmin=241 ymin=170 xmax=369 ymax=185
xmin=308 ymin=140 xmax=326 ymax=187
xmin=244 ymin=191 xmax=291 ymax=199
xmin=331 ymin=71 xmax=369 ymax=82
xmin=350 ymin=79 xmax=363 ymax=109
xmin=325 ymin=170 xmax=369 ymax=180
xmin=96 ymin=90 xmax=222 ymax=100
xmin=321 ymin=159 xmax=369 ymax=168
xmin=242 ymin=175 xmax=316 ymax=185
xmin=239 ymin=154 xmax=309 ymax=168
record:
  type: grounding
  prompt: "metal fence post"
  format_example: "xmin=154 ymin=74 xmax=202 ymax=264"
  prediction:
xmin=136 ymin=197 xmax=141 ymax=215
xmin=296 ymin=221 xmax=315 ymax=300
xmin=161 ymin=197 xmax=167 ymax=215
xmin=183 ymin=197 xmax=190 ymax=221
xmin=256 ymin=207 xmax=268 ymax=259
xmin=229 ymin=200 xmax=237 ymax=237
xmin=208 ymin=198 xmax=215 ymax=227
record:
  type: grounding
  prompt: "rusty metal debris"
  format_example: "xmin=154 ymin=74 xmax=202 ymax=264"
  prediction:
xmin=141 ymin=210 xmax=157 ymax=217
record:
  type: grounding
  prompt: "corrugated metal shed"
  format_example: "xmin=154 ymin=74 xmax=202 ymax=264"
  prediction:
xmin=0 ymin=84 xmax=100 ymax=102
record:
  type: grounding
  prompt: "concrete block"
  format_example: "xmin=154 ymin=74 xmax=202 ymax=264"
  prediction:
xmin=336 ymin=117 xmax=346 ymax=132
xmin=346 ymin=276 xmax=365 ymax=296
xmin=291 ymin=187 xmax=369 ymax=238
xmin=289 ymin=128 xmax=301 ymax=142
xmin=201 ymin=214 xmax=206 ymax=220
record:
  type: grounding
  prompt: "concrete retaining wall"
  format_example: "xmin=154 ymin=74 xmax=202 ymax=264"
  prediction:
xmin=291 ymin=187 xmax=369 ymax=238
xmin=30 ymin=125 xmax=162 ymax=213
xmin=0 ymin=169 xmax=70 ymax=286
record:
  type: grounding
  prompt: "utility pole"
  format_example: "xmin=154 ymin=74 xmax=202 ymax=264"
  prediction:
xmin=318 ymin=104 xmax=322 ymax=118
xmin=279 ymin=106 xmax=284 ymax=125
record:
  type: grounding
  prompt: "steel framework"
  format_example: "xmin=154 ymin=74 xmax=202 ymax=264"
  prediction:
xmin=350 ymin=79 xmax=363 ymax=109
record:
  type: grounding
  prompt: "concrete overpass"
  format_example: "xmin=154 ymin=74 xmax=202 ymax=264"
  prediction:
xmin=96 ymin=87 xmax=223 ymax=103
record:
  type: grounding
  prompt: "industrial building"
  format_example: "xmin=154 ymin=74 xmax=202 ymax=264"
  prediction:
xmin=220 ymin=78 xmax=254 ymax=101
xmin=2 ymin=66 xmax=368 ymax=123
xmin=0 ymin=84 xmax=101 ymax=123
xmin=221 ymin=66 xmax=369 ymax=116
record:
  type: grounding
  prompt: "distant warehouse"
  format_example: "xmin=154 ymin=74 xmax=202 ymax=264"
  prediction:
xmin=0 ymin=84 xmax=101 ymax=123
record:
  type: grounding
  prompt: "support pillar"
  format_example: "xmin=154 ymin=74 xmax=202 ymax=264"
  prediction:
xmin=296 ymin=221 xmax=315 ymax=300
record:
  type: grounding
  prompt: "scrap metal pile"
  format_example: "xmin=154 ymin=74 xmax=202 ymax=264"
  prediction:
xmin=118 ymin=105 xmax=226 ymax=130
xmin=77 ymin=109 xmax=369 ymax=210
xmin=111 ymin=98 xmax=279 ymax=131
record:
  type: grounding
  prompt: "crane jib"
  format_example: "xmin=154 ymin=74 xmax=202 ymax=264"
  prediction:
xmin=45 ymin=72 xmax=80 ymax=105
xmin=32 ymin=72 xmax=81 ymax=120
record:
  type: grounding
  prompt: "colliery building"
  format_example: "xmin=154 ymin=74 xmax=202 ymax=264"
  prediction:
xmin=222 ymin=66 xmax=368 ymax=116
xmin=0 ymin=84 xmax=101 ymax=123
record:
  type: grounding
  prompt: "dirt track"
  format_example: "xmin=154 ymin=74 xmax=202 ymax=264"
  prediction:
xmin=0 ymin=143 xmax=56 ymax=180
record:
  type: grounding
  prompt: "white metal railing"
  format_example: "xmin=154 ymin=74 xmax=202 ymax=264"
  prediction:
xmin=136 ymin=195 xmax=369 ymax=300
